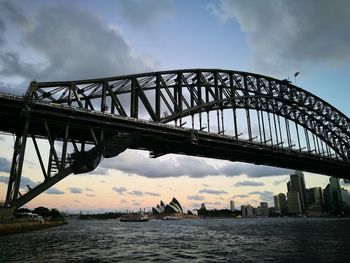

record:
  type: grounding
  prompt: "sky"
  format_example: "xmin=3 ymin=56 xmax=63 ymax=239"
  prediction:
xmin=0 ymin=0 xmax=350 ymax=213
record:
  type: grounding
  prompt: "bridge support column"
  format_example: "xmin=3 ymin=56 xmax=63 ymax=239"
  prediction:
xmin=5 ymin=119 xmax=29 ymax=208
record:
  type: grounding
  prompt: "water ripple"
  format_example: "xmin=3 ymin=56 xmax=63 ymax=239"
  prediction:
xmin=1 ymin=218 xmax=350 ymax=262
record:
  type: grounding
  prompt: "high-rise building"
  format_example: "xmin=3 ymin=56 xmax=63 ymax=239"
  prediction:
xmin=241 ymin=205 xmax=254 ymax=217
xmin=287 ymin=192 xmax=302 ymax=214
xmin=341 ymin=189 xmax=350 ymax=208
xmin=276 ymin=193 xmax=287 ymax=215
xmin=258 ymin=202 xmax=269 ymax=217
xmin=324 ymin=177 xmax=343 ymax=212
xmin=289 ymin=171 xmax=307 ymax=211
xmin=323 ymin=184 xmax=332 ymax=211
xmin=308 ymin=187 xmax=324 ymax=211
xmin=230 ymin=200 xmax=235 ymax=211
xmin=274 ymin=195 xmax=280 ymax=213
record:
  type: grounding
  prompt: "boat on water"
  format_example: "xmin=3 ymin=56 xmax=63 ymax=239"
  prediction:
xmin=162 ymin=216 xmax=180 ymax=220
xmin=120 ymin=213 xmax=149 ymax=222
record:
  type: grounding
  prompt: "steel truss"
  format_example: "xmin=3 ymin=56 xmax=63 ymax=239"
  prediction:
xmin=2 ymin=69 xmax=350 ymax=208
xmin=3 ymin=105 xmax=129 ymax=208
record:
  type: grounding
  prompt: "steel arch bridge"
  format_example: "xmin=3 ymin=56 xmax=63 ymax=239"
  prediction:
xmin=1 ymin=68 xmax=350 ymax=209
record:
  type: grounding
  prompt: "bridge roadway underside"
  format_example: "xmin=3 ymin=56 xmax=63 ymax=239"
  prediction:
xmin=1 ymin=95 xmax=350 ymax=179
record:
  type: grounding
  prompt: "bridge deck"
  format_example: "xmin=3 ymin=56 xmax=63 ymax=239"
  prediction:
xmin=1 ymin=92 xmax=349 ymax=179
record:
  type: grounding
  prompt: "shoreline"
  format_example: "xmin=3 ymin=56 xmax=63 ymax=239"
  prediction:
xmin=0 ymin=220 xmax=67 ymax=236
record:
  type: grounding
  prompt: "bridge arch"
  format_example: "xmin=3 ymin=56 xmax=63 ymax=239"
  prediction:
xmin=26 ymin=69 xmax=350 ymax=161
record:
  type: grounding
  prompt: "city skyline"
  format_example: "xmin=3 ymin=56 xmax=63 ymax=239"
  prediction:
xmin=1 ymin=0 xmax=350 ymax=212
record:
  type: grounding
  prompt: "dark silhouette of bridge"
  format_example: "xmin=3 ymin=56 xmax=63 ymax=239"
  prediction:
xmin=1 ymin=69 xmax=349 ymax=209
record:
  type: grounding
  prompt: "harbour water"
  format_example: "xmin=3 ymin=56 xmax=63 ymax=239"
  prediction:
xmin=1 ymin=217 xmax=350 ymax=262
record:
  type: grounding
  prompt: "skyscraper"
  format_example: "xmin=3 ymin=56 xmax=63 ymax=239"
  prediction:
xmin=274 ymin=195 xmax=280 ymax=213
xmin=289 ymin=171 xmax=307 ymax=211
xmin=324 ymin=177 xmax=343 ymax=213
xmin=341 ymin=189 xmax=350 ymax=208
xmin=308 ymin=187 xmax=324 ymax=211
xmin=230 ymin=200 xmax=235 ymax=211
xmin=274 ymin=193 xmax=288 ymax=215
xmin=287 ymin=192 xmax=302 ymax=214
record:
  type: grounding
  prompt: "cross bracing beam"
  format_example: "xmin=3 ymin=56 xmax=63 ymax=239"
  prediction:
xmin=0 ymin=68 xmax=349 ymax=209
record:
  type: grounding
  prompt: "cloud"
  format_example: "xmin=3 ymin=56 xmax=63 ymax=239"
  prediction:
xmin=234 ymin=181 xmax=265 ymax=187
xmin=208 ymin=0 xmax=350 ymax=75
xmin=45 ymin=187 xmax=64 ymax=195
xmin=19 ymin=176 xmax=40 ymax=188
xmin=0 ymin=157 xmax=11 ymax=173
xmin=272 ymin=178 xmax=289 ymax=186
xmin=187 ymin=195 xmax=205 ymax=201
xmin=220 ymin=163 xmax=290 ymax=178
xmin=199 ymin=188 xmax=228 ymax=195
xmin=0 ymin=18 xmax=5 ymax=46
xmin=0 ymin=2 xmax=154 ymax=94
xmin=68 ymin=187 xmax=83 ymax=194
xmin=102 ymin=151 xmax=220 ymax=178
xmin=101 ymin=150 xmax=291 ymax=180
xmin=86 ymin=167 xmax=109 ymax=176
xmin=103 ymin=150 xmax=290 ymax=179
xmin=120 ymin=199 xmax=128 ymax=204
xmin=112 ymin=186 xmax=128 ymax=194
xmin=232 ymin=194 xmax=249 ymax=199
xmin=0 ymin=1 xmax=26 ymax=26
xmin=132 ymin=202 xmax=141 ymax=206
xmin=144 ymin=192 xmax=160 ymax=197
xmin=85 ymin=194 xmax=96 ymax=197
xmin=207 ymin=201 xmax=222 ymax=206
xmin=248 ymin=191 xmax=274 ymax=201
xmin=0 ymin=175 xmax=9 ymax=184
xmin=128 ymin=190 xmax=143 ymax=196
xmin=1 ymin=175 xmax=40 ymax=190
xmin=118 ymin=0 xmax=173 ymax=27
xmin=85 ymin=188 xmax=94 ymax=192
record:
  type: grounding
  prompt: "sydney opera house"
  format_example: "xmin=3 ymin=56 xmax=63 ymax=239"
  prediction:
xmin=152 ymin=197 xmax=184 ymax=215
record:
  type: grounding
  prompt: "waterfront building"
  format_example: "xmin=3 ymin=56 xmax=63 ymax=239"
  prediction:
xmin=152 ymin=200 xmax=166 ymax=214
xmin=278 ymin=193 xmax=287 ymax=215
xmin=289 ymin=171 xmax=307 ymax=211
xmin=200 ymin=203 xmax=207 ymax=210
xmin=287 ymin=192 xmax=302 ymax=214
xmin=152 ymin=197 xmax=183 ymax=215
xmin=341 ymin=189 xmax=350 ymax=207
xmin=241 ymin=205 xmax=254 ymax=217
xmin=230 ymin=200 xmax=235 ymax=211
xmin=323 ymin=177 xmax=343 ymax=212
xmin=324 ymin=184 xmax=332 ymax=211
xmin=274 ymin=195 xmax=280 ymax=214
xmin=258 ymin=202 xmax=269 ymax=217
xmin=274 ymin=193 xmax=287 ymax=215
xmin=308 ymin=187 xmax=324 ymax=211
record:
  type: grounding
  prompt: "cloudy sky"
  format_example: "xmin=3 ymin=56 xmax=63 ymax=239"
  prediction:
xmin=0 ymin=0 xmax=350 ymax=212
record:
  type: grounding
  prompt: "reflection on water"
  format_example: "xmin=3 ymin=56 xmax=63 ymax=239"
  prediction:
xmin=1 ymin=217 xmax=350 ymax=262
